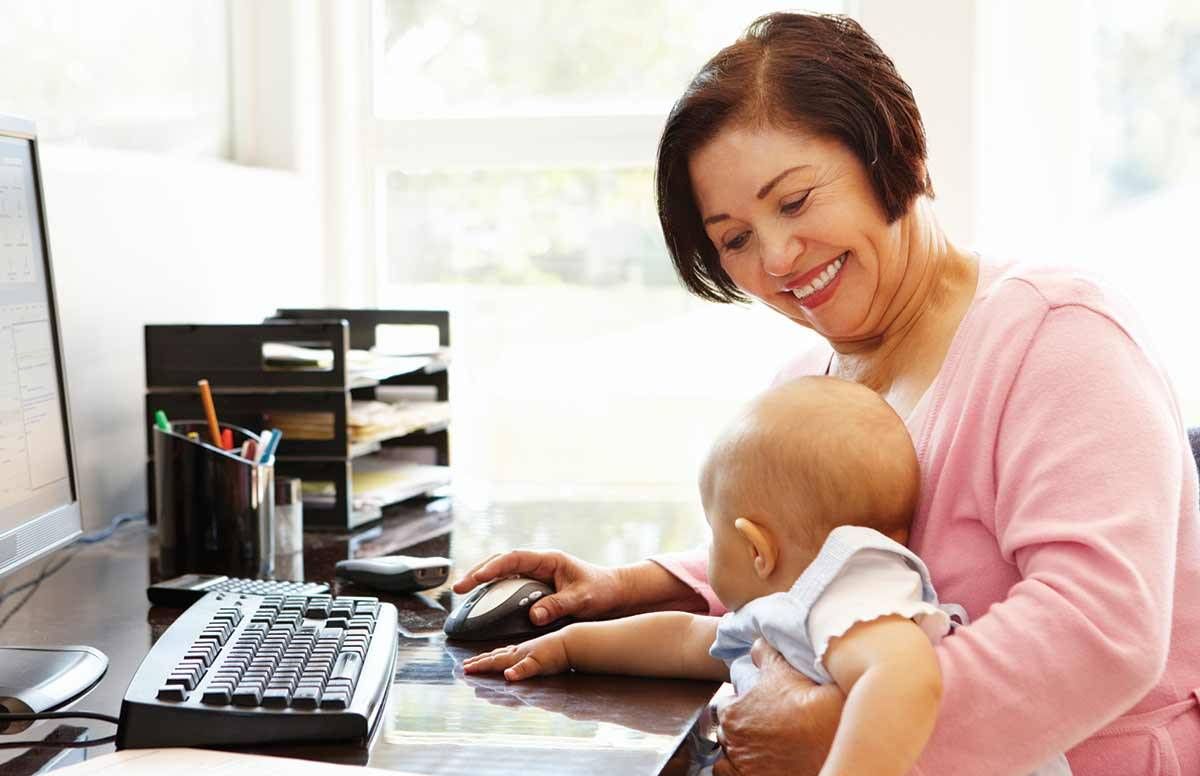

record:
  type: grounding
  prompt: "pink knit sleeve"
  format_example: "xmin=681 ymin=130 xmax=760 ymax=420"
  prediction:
xmin=649 ymin=548 xmax=728 ymax=616
xmin=913 ymin=305 xmax=1183 ymax=774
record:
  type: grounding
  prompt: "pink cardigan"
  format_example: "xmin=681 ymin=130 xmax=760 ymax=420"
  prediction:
xmin=655 ymin=262 xmax=1200 ymax=775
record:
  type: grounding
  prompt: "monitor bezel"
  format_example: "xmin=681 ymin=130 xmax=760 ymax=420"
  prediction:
xmin=0 ymin=114 xmax=84 ymax=580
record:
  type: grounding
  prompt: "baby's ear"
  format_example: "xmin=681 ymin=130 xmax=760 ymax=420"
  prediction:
xmin=734 ymin=517 xmax=778 ymax=579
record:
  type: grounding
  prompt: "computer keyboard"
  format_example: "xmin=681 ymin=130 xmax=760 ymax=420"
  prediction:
xmin=146 ymin=573 xmax=330 ymax=607
xmin=117 ymin=590 xmax=398 ymax=749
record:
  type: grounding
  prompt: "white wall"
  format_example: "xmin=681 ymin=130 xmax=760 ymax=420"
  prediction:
xmin=40 ymin=146 xmax=323 ymax=529
xmin=858 ymin=0 xmax=977 ymax=245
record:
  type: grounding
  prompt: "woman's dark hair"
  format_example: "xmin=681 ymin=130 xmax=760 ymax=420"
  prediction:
xmin=656 ymin=13 xmax=934 ymax=303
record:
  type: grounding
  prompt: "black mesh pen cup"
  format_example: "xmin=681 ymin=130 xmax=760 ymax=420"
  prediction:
xmin=154 ymin=421 xmax=274 ymax=579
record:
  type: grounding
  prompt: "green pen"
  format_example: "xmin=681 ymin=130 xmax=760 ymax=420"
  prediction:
xmin=154 ymin=410 xmax=171 ymax=432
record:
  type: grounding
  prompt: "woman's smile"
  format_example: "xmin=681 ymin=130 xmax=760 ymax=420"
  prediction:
xmin=784 ymin=252 xmax=849 ymax=309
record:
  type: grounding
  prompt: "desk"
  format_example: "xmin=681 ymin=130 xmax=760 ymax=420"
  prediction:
xmin=0 ymin=499 xmax=720 ymax=775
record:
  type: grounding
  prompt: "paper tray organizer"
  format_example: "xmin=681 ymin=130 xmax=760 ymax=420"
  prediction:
xmin=144 ymin=310 xmax=451 ymax=532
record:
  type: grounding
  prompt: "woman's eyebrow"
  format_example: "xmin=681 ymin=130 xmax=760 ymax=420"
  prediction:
xmin=756 ymin=166 xmax=810 ymax=199
xmin=702 ymin=165 xmax=812 ymax=225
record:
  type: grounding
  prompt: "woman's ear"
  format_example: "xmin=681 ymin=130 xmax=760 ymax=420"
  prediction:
xmin=734 ymin=517 xmax=778 ymax=579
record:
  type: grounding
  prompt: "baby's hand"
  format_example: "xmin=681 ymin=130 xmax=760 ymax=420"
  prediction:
xmin=461 ymin=632 xmax=571 ymax=681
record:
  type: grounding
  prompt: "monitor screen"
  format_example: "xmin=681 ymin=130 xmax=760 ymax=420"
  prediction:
xmin=0 ymin=120 xmax=80 ymax=579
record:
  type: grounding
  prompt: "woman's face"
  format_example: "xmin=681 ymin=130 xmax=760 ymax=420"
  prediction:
xmin=689 ymin=125 xmax=906 ymax=343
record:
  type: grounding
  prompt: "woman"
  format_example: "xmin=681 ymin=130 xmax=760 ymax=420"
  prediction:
xmin=454 ymin=14 xmax=1200 ymax=775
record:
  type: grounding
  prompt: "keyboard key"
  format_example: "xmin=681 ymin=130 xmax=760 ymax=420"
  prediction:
xmin=167 ymin=672 xmax=198 ymax=690
xmin=201 ymin=686 xmax=233 ymax=705
xmin=331 ymin=651 xmax=363 ymax=686
xmin=176 ymin=658 xmax=206 ymax=674
xmin=262 ymin=688 xmax=291 ymax=707
xmin=184 ymin=650 xmax=213 ymax=667
xmin=292 ymin=686 xmax=321 ymax=709
xmin=232 ymin=686 xmax=263 ymax=706
xmin=320 ymin=691 xmax=350 ymax=710
xmin=157 ymin=685 xmax=188 ymax=701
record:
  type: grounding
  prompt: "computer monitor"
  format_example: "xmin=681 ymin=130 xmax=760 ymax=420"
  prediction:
xmin=0 ymin=114 xmax=106 ymax=723
xmin=0 ymin=116 xmax=80 ymax=574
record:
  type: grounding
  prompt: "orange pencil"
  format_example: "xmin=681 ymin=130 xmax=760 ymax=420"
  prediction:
xmin=197 ymin=379 xmax=223 ymax=447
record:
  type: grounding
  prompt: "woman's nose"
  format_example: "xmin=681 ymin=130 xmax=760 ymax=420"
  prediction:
xmin=760 ymin=229 xmax=805 ymax=278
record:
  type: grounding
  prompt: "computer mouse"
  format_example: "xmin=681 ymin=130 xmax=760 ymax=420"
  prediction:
xmin=335 ymin=555 xmax=451 ymax=593
xmin=442 ymin=576 xmax=566 ymax=642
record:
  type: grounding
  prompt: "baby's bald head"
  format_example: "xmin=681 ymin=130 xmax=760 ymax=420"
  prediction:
xmin=700 ymin=376 xmax=919 ymax=554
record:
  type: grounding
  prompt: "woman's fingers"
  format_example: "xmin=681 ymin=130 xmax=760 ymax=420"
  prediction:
xmin=452 ymin=550 xmax=561 ymax=594
xmin=452 ymin=553 xmax=504 ymax=593
xmin=528 ymin=587 xmax=585 ymax=624
xmin=749 ymin=637 xmax=792 ymax=676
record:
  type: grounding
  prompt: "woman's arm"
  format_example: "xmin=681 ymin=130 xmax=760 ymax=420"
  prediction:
xmin=912 ymin=304 xmax=1184 ymax=774
xmin=453 ymin=551 xmax=709 ymax=625
xmin=819 ymin=616 xmax=942 ymax=776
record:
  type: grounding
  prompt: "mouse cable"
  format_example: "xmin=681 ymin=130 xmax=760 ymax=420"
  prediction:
xmin=75 ymin=512 xmax=146 ymax=544
xmin=0 ymin=711 xmax=119 ymax=749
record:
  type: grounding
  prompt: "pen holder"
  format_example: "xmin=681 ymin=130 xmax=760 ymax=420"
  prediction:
xmin=154 ymin=422 xmax=274 ymax=579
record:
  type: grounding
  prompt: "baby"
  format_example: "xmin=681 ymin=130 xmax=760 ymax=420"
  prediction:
xmin=464 ymin=376 xmax=1069 ymax=776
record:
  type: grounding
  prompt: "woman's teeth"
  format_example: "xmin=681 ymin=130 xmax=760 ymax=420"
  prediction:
xmin=792 ymin=254 xmax=846 ymax=300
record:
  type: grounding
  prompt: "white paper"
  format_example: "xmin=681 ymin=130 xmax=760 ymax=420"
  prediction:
xmin=53 ymin=748 xmax=427 ymax=776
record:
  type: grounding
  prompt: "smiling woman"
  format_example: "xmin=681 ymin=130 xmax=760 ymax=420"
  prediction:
xmin=656 ymin=13 xmax=933 ymax=306
xmin=460 ymin=11 xmax=1200 ymax=776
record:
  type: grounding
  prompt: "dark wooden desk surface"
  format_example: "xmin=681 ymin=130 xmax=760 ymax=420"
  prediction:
xmin=0 ymin=499 xmax=720 ymax=775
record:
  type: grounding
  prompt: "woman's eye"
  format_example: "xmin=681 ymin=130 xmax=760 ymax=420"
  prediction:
xmin=723 ymin=231 xmax=751 ymax=251
xmin=781 ymin=192 xmax=810 ymax=215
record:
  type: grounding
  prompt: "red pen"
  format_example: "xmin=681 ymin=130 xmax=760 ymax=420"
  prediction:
xmin=221 ymin=428 xmax=233 ymax=451
xmin=241 ymin=439 xmax=258 ymax=461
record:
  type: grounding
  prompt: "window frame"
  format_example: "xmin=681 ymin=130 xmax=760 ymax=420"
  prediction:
xmin=322 ymin=1 xmax=976 ymax=307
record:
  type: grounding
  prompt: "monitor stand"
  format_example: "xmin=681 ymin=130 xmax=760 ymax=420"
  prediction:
xmin=0 ymin=646 xmax=108 ymax=733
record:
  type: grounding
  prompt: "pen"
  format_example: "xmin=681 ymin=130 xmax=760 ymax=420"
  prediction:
xmin=197 ymin=379 xmax=223 ymax=448
xmin=258 ymin=429 xmax=282 ymax=464
xmin=221 ymin=428 xmax=234 ymax=451
xmin=187 ymin=432 xmax=199 ymax=441
xmin=241 ymin=439 xmax=258 ymax=461
xmin=154 ymin=410 xmax=171 ymax=432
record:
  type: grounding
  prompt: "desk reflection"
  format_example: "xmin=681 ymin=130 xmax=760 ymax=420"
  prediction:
xmin=371 ymin=632 xmax=715 ymax=775
xmin=362 ymin=498 xmax=719 ymax=775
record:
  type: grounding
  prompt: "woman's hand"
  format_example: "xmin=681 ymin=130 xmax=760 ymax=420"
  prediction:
xmin=714 ymin=639 xmax=844 ymax=776
xmin=453 ymin=550 xmax=633 ymax=625
xmin=462 ymin=631 xmax=571 ymax=681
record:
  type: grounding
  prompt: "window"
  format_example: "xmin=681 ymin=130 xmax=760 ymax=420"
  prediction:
xmin=367 ymin=2 xmax=847 ymax=499
xmin=0 ymin=0 xmax=232 ymax=157
xmin=976 ymin=0 xmax=1200 ymax=420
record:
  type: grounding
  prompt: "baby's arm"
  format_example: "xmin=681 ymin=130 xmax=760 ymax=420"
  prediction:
xmin=818 ymin=614 xmax=942 ymax=776
xmin=463 ymin=611 xmax=729 ymax=682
